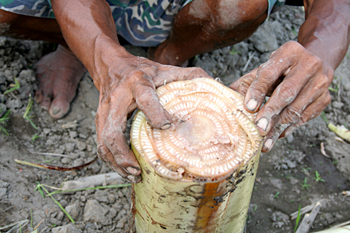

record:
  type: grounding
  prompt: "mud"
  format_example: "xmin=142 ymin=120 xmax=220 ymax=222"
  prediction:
xmin=1 ymin=5 xmax=350 ymax=233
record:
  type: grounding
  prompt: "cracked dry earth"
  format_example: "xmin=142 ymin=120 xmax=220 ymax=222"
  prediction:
xmin=1 ymin=5 xmax=350 ymax=233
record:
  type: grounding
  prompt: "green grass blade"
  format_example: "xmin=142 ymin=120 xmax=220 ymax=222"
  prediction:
xmin=294 ymin=204 xmax=302 ymax=232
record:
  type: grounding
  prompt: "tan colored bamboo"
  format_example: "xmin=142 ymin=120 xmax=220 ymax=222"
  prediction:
xmin=131 ymin=78 xmax=262 ymax=232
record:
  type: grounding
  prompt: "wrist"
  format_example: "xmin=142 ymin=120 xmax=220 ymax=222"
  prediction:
xmin=91 ymin=34 xmax=132 ymax=92
xmin=300 ymin=42 xmax=335 ymax=83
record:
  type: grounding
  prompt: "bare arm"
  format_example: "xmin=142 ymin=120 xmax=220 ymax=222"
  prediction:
xmin=300 ymin=0 xmax=350 ymax=69
xmin=231 ymin=0 xmax=350 ymax=152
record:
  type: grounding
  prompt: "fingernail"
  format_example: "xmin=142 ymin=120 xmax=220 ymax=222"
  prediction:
xmin=127 ymin=175 xmax=136 ymax=183
xmin=246 ymin=99 xmax=258 ymax=111
xmin=161 ymin=123 xmax=171 ymax=130
xmin=134 ymin=175 xmax=142 ymax=183
xmin=127 ymin=167 xmax=139 ymax=175
xmin=264 ymin=138 xmax=274 ymax=150
xmin=51 ymin=106 xmax=61 ymax=115
xmin=257 ymin=118 xmax=269 ymax=131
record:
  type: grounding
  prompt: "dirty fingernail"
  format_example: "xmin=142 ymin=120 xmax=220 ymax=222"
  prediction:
xmin=161 ymin=123 xmax=171 ymax=130
xmin=257 ymin=118 xmax=269 ymax=131
xmin=127 ymin=175 xmax=136 ymax=183
xmin=127 ymin=167 xmax=139 ymax=175
xmin=51 ymin=106 xmax=61 ymax=115
xmin=246 ymin=99 xmax=258 ymax=111
xmin=264 ymin=138 xmax=274 ymax=150
xmin=134 ymin=175 xmax=142 ymax=183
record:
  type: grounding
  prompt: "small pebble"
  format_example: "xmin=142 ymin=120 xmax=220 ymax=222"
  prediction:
xmin=332 ymin=101 xmax=344 ymax=109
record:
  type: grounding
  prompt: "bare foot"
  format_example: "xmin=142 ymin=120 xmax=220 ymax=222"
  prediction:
xmin=35 ymin=45 xmax=87 ymax=119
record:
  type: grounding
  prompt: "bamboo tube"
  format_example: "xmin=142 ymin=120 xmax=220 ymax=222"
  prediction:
xmin=131 ymin=78 xmax=262 ymax=232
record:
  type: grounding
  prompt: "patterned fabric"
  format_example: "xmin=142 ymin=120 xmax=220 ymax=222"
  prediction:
xmin=107 ymin=0 xmax=192 ymax=46
xmin=0 ymin=0 xmax=285 ymax=46
xmin=0 ymin=0 xmax=191 ymax=46
xmin=0 ymin=0 xmax=55 ymax=18
xmin=268 ymin=0 xmax=286 ymax=15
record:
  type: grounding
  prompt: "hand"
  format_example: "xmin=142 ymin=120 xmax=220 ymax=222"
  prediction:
xmin=230 ymin=41 xmax=333 ymax=152
xmin=95 ymin=54 xmax=210 ymax=183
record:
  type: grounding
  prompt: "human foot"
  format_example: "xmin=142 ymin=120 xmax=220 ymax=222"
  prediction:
xmin=35 ymin=45 xmax=87 ymax=119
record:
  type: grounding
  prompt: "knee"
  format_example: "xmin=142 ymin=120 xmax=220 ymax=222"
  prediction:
xmin=212 ymin=0 xmax=268 ymax=31
xmin=0 ymin=9 xmax=19 ymax=24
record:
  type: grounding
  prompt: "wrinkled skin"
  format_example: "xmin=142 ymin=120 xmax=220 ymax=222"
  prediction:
xmin=230 ymin=41 xmax=333 ymax=152
xmin=93 ymin=55 xmax=211 ymax=182
xmin=0 ymin=0 xmax=348 ymax=182
xmin=230 ymin=0 xmax=350 ymax=152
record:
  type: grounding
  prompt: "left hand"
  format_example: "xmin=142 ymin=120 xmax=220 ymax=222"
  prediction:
xmin=230 ymin=41 xmax=333 ymax=152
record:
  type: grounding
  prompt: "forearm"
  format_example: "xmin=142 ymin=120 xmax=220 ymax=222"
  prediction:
xmin=298 ymin=0 xmax=350 ymax=71
xmin=51 ymin=0 xmax=130 ymax=90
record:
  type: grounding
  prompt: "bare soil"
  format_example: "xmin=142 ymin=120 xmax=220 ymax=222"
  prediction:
xmin=1 ymin=5 xmax=350 ymax=233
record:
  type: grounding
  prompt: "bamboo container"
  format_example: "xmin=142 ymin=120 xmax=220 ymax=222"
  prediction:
xmin=131 ymin=78 xmax=262 ymax=233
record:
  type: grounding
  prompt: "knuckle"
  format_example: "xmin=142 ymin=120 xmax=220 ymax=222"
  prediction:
xmin=257 ymin=64 xmax=276 ymax=79
xmin=311 ymin=53 xmax=322 ymax=64
xmin=238 ymin=82 xmax=249 ymax=96
xmin=285 ymin=41 xmax=302 ymax=51
xmin=136 ymin=89 xmax=156 ymax=107
xmin=317 ymin=74 xmax=330 ymax=86
xmin=281 ymin=106 xmax=301 ymax=124
xmin=278 ymin=82 xmax=299 ymax=100
xmin=263 ymin=104 xmax=278 ymax=116
xmin=308 ymin=55 xmax=322 ymax=69
xmin=127 ymin=70 xmax=145 ymax=83
xmin=97 ymin=144 xmax=109 ymax=162
xmin=307 ymin=75 xmax=329 ymax=97
xmin=249 ymin=82 xmax=267 ymax=101
xmin=324 ymin=92 xmax=332 ymax=105
xmin=299 ymin=113 xmax=309 ymax=125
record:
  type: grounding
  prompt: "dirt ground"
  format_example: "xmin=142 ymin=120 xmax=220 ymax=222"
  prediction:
xmin=1 ymin=5 xmax=350 ymax=233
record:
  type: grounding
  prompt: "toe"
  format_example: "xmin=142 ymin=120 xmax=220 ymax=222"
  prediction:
xmin=35 ymin=91 xmax=43 ymax=103
xmin=49 ymin=96 xmax=70 ymax=119
xmin=40 ymin=96 xmax=51 ymax=111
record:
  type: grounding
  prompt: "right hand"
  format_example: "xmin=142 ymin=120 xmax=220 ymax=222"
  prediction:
xmin=94 ymin=51 xmax=211 ymax=183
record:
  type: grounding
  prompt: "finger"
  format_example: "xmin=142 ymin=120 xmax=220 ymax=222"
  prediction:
xmin=262 ymin=91 xmax=331 ymax=152
xmin=281 ymin=91 xmax=331 ymax=139
xmin=130 ymin=71 xmax=172 ymax=129
xmin=101 ymin=83 xmax=142 ymax=178
xmin=254 ymin=71 xmax=309 ymax=135
xmin=244 ymin=42 xmax=304 ymax=112
xmin=96 ymin=96 xmax=140 ymax=182
xmin=102 ymin=120 xmax=142 ymax=182
xmin=97 ymin=144 xmax=129 ymax=177
xmin=254 ymin=55 xmax=326 ymax=136
xmin=229 ymin=68 xmax=258 ymax=96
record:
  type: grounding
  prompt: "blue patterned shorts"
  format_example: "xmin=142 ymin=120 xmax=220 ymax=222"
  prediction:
xmin=0 ymin=0 xmax=285 ymax=47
